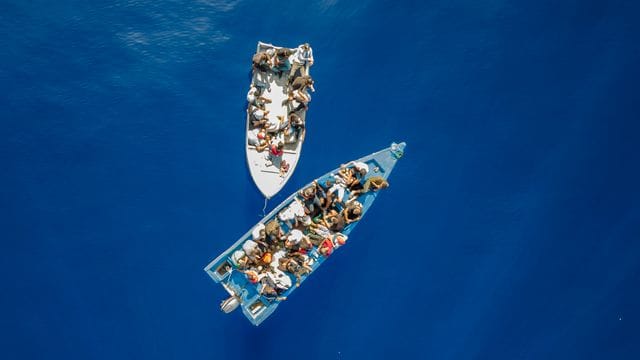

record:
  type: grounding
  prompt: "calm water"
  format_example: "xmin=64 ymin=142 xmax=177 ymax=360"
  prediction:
xmin=2 ymin=1 xmax=640 ymax=359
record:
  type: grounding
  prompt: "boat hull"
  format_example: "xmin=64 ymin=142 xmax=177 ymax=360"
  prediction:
xmin=206 ymin=142 xmax=406 ymax=325
xmin=246 ymin=41 xmax=310 ymax=199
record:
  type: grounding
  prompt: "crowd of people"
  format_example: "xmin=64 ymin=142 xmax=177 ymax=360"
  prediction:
xmin=246 ymin=43 xmax=315 ymax=177
xmin=228 ymin=161 xmax=390 ymax=302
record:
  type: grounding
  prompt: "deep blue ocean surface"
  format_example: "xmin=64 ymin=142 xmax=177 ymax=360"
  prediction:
xmin=2 ymin=1 xmax=640 ymax=359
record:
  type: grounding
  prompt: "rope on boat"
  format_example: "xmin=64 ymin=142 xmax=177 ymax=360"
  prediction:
xmin=261 ymin=197 xmax=268 ymax=217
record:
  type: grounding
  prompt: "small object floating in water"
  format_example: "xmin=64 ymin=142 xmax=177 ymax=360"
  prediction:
xmin=204 ymin=142 xmax=406 ymax=326
xmin=246 ymin=41 xmax=315 ymax=199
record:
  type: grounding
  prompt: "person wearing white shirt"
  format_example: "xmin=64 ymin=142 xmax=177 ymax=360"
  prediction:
xmin=289 ymin=43 xmax=314 ymax=78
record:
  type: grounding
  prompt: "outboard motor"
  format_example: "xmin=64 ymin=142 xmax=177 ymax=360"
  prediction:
xmin=220 ymin=295 xmax=241 ymax=313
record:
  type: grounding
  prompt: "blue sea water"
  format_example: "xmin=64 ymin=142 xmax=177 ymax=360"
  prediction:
xmin=2 ymin=0 xmax=640 ymax=359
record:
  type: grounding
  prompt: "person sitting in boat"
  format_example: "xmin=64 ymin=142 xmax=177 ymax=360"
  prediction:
xmin=258 ymin=271 xmax=288 ymax=301
xmin=295 ymin=204 xmax=313 ymax=229
xmin=236 ymin=255 xmax=250 ymax=270
xmin=278 ymin=198 xmax=306 ymax=228
xmin=265 ymin=115 xmax=289 ymax=133
xmin=242 ymin=239 xmax=263 ymax=261
xmin=252 ymin=51 xmax=271 ymax=72
xmin=346 ymin=161 xmax=369 ymax=179
xmin=347 ymin=175 xmax=390 ymax=200
xmin=279 ymin=159 xmax=290 ymax=177
xmin=278 ymin=257 xmax=311 ymax=287
xmin=247 ymin=127 xmax=267 ymax=146
xmin=281 ymin=112 xmax=305 ymax=143
xmin=325 ymin=208 xmax=346 ymax=232
xmin=290 ymin=75 xmax=315 ymax=93
xmin=251 ymin=223 xmax=266 ymax=242
xmin=266 ymin=141 xmax=284 ymax=166
xmin=325 ymin=171 xmax=351 ymax=206
xmin=284 ymin=230 xmax=313 ymax=253
xmin=242 ymin=269 xmax=260 ymax=284
xmin=272 ymin=48 xmax=293 ymax=77
xmin=285 ymin=89 xmax=311 ymax=113
xmin=318 ymin=237 xmax=334 ymax=257
xmin=313 ymin=233 xmax=347 ymax=258
xmin=255 ymin=134 xmax=272 ymax=152
xmin=231 ymin=250 xmax=250 ymax=269
xmin=284 ymin=229 xmax=306 ymax=250
xmin=339 ymin=167 xmax=361 ymax=191
xmin=247 ymin=84 xmax=269 ymax=104
xmin=265 ymin=219 xmax=284 ymax=245
xmin=290 ymin=112 xmax=305 ymax=141
xmin=289 ymin=43 xmax=313 ymax=79
xmin=299 ymin=182 xmax=322 ymax=214
xmin=269 ymin=142 xmax=284 ymax=157
xmin=249 ymin=105 xmax=269 ymax=128
xmin=259 ymin=251 xmax=273 ymax=267
xmin=332 ymin=233 xmax=348 ymax=250
xmin=306 ymin=221 xmax=331 ymax=246
xmin=295 ymin=237 xmax=314 ymax=255
xmin=342 ymin=200 xmax=363 ymax=224
xmin=259 ymin=282 xmax=285 ymax=302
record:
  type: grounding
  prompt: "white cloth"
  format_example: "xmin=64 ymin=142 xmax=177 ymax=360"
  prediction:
xmin=287 ymin=229 xmax=304 ymax=244
xmin=242 ymin=239 xmax=260 ymax=256
xmin=328 ymin=182 xmax=346 ymax=202
xmin=332 ymin=233 xmax=348 ymax=248
xmin=271 ymin=250 xmax=286 ymax=268
xmin=251 ymin=223 xmax=265 ymax=240
xmin=253 ymin=109 xmax=265 ymax=120
xmin=231 ymin=250 xmax=246 ymax=265
xmin=268 ymin=269 xmax=292 ymax=290
xmin=247 ymin=128 xmax=260 ymax=146
xmin=298 ymin=214 xmax=312 ymax=226
xmin=311 ymin=224 xmax=331 ymax=238
xmin=247 ymin=86 xmax=258 ymax=104
xmin=266 ymin=115 xmax=288 ymax=133
xmin=278 ymin=199 xmax=306 ymax=222
xmin=332 ymin=173 xmax=348 ymax=186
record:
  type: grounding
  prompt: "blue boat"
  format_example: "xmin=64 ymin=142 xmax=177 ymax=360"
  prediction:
xmin=204 ymin=142 xmax=406 ymax=325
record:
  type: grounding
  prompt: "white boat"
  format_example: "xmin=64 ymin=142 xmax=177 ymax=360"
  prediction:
xmin=205 ymin=142 xmax=406 ymax=325
xmin=246 ymin=41 xmax=313 ymax=199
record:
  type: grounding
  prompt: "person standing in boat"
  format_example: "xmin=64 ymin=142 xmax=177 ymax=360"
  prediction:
xmin=289 ymin=43 xmax=313 ymax=79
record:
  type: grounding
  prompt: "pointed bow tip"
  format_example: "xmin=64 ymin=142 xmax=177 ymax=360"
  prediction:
xmin=391 ymin=142 xmax=406 ymax=159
